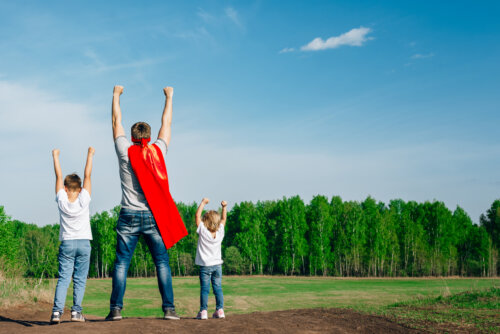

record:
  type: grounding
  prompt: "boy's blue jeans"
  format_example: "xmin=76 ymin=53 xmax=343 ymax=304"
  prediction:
xmin=199 ymin=265 xmax=224 ymax=311
xmin=110 ymin=208 xmax=175 ymax=312
xmin=52 ymin=239 xmax=91 ymax=313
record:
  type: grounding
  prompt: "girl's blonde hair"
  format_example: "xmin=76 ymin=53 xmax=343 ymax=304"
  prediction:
xmin=202 ymin=210 xmax=221 ymax=232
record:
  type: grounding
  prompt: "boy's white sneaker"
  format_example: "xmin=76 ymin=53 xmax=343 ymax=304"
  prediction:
xmin=50 ymin=311 xmax=61 ymax=324
xmin=71 ymin=311 xmax=85 ymax=322
xmin=212 ymin=309 xmax=225 ymax=319
xmin=196 ymin=310 xmax=208 ymax=320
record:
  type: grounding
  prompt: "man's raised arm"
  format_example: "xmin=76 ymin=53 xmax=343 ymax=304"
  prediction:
xmin=112 ymin=85 xmax=125 ymax=139
xmin=158 ymin=86 xmax=173 ymax=146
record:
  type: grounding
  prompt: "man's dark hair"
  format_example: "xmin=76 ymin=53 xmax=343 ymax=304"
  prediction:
xmin=131 ymin=122 xmax=151 ymax=140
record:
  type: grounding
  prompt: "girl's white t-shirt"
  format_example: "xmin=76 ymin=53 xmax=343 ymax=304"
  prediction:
xmin=195 ymin=222 xmax=225 ymax=266
xmin=56 ymin=189 xmax=92 ymax=241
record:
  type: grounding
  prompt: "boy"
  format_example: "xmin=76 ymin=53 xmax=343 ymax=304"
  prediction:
xmin=195 ymin=198 xmax=227 ymax=320
xmin=50 ymin=147 xmax=94 ymax=324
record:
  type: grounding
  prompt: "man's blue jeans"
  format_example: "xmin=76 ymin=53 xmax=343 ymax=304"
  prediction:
xmin=110 ymin=208 xmax=175 ymax=311
xmin=199 ymin=265 xmax=224 ymax=311
xmin=52 ymin=239 xmax=91 ymax=313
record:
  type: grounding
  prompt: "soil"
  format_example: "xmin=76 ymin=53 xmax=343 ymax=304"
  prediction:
xmin=0 ymin=303 xmax=422 ymax=334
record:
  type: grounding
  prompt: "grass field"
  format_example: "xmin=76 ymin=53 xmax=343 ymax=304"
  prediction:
xmin=386 ymin=287 xmax=499 ymax=332
xmin=74 ymin=276 xmax=499 ymax=320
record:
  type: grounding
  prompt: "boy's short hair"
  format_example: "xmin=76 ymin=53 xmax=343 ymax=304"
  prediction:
xmin=131 ymin=122 xmax=151 ymax=140
xmin=64 ymin=174 xmax=82 ymax=191
xmin=202 ymin=210 xmax=222 ymax=232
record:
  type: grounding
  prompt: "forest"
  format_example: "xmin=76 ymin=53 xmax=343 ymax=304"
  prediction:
xmin=0 ymin=196 xmax=498 ymax=278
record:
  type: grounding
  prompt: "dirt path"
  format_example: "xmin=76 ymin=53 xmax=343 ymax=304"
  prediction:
xmin=0 ymin=303 xmax=421 ymax=334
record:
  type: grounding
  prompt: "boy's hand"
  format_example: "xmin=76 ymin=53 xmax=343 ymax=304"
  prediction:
xmin=163 ymin=87 xmax=174 ymax=98
xmin=221 ymin=201 xmax=227 ymax=207
xmin=114 ymin=85 xmax=124 ymax=96
xmin=88 ymin=147 xmax=95 ymax=156
xmin=52 ymin=149 xmax=60 ymax=157
xmin=202 ymin=198 xmax=210 ymax=204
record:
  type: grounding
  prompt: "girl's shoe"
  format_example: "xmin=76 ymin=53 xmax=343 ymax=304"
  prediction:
xmin=212 ymin=309 xmax=225 ymax=319
xmin=196 ymin=310 xmax=208 ymax=320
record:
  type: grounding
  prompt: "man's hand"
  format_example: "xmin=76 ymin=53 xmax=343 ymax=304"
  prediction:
xmin=114 ymin=85 xmax=124 ymax=96
xmin=221 ymin=201 xmax=227 ymax=207
xmin=52 ymin=149 xmax=60 ymax=157
xmin=88 ymin=147 xmax=95 ymax=156
xmin=202 ymin=198 xmax=210 ymax=205
xmin=163 ymin=87 xmax=173 ymax=98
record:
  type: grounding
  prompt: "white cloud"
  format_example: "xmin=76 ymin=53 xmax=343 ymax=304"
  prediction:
xmin=411 ymin=53 xmax=434 ymax=59
xmin=197 ymin=7 xmax=214 ymax=23
xmin=78 ymin=50 xmax=164 ymax=74
xmin=225 ymin=7 xmax=242 ymax=28
xmin=175 ymin=26 xmax=214 ymax=44
xmin=301 ymin=26 xmax=373 ymax=51
xmin=279 ymin=47 xmax=295 ymax=54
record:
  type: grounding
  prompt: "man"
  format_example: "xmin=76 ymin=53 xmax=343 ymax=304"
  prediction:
xmin=107 ymin=85 xmax=185 ymax=321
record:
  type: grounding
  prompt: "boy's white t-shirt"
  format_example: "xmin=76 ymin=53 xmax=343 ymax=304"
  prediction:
xmin=195 ymin=222 xmax=224 ymax=266
xmin=56 ymin=189 xmax=92 ymax=241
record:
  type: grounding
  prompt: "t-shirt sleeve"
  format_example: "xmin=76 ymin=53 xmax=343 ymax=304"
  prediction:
xmin=56 ymin=189 xmax=67 ymax=202
xmin=115 ymin=136 xmax=131 ymax=160
xmin=56 ymin=189 xmax=68 ymax=211
xmin=79 ymin=188 xmax=91 ymax=208
xmin=217 ymin=224 xmax=225 ymax=239
xmin=197 ymin=222 xmax=203 ymax=235
xmin=154 ymin=138 xmax=168 ymax=157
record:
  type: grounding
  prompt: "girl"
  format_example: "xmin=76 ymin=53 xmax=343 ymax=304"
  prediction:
xmin=195 ymin=198 xmax=227 ymax=320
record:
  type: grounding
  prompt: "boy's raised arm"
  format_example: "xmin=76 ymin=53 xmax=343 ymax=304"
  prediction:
xmin=220 ymin=201 xmax=227 ymax=226
xmin=52 ymin=149 xmax=63 ymax=194
xmin=196 ymin=197 xmax=209 ymax=227
xmin=112 ymin=85 xmax=125 ymax=140
xmin=83 ymin=147 xmax=95 ymax=195
xmin=158 ymin=87 xmax=173 ymax=146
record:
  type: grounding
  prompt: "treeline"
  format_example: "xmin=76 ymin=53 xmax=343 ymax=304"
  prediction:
xmin=0 ymin=196 xmax=499 ymax=278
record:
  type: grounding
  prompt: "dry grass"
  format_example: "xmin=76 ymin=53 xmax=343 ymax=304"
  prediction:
xmin=0 ymin=269 xmax=55 ymax=308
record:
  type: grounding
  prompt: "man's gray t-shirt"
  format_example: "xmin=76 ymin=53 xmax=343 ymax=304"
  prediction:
xmin=115 ymin=136 xmax=168 ymax=211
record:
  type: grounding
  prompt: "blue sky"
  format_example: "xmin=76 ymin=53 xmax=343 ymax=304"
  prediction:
xmin=0 ymin=0 xmax=499 ymax=225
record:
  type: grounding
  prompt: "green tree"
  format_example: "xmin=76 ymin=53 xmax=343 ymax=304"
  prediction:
xmin=362 ymin=197 xmax=385 ymax=276
xmin=90 ymin=207 xmax=119 ymax=278
xmin=480 ymin=199 xmax=500 ymax=276
xmin=307 ymin=195 xmax=333 ymax=276
xmin=231 ymin=201 xmax=268 ymax=274
xmin=0 ymin=207 xmax=18 ymax=268
xmin=275 ymin=196 xmax=308 ymax=275
xmin=224 ymin=246 xmax=243 ymax=274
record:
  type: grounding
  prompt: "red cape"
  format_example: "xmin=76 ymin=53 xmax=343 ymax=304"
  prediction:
xmin=128 ymin=142 xmax=187 ymax=249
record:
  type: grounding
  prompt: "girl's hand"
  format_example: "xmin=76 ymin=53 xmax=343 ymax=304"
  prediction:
xmin=221 ymin=201 xmax=227 ymax=207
